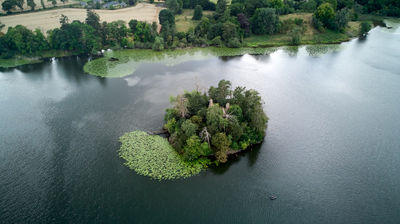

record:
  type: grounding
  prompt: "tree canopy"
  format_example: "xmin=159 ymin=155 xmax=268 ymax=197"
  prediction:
xmin=164 ymin=80 xmax=268 ymax=163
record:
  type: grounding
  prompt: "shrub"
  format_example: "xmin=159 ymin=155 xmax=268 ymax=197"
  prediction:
xmin=152 ymin=37 xmax=164 ymax=51
xmin=289 ymin=28 xmax=301 ymax=45
xmin=359 ymin=21 xmax=371 ymax=38
xmin=226 ymin=38 xmax=241 ymax=48
xmin=211 ymin=36 xmax=223 ymax=47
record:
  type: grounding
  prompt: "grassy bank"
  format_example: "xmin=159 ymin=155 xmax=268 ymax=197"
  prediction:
xmin=3 ymin=13 xmax=391 ymax=70
xmin=0 ymin=50 xmax=77 ymax=69
xmin=244 ymin=13 xmax=360 ymax=47
xmin=0 ymin=58 xmax=42 ymax=68
xmin=83 ymin=47 xmax=279 ymax=77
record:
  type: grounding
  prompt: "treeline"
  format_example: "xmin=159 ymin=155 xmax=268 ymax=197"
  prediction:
xmin=1 ymin=0 xmax=137 ymax=13
xmin=159 ymin=0 xmax=399 ymax=48
xmin=0 ymin=0 xmax=398 ymax=58
xmin=0 ymin=10 xmax=159 ymax=58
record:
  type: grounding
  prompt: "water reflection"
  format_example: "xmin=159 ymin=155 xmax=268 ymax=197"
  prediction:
xmin=1 ymin=24 xmax=400 ymax=223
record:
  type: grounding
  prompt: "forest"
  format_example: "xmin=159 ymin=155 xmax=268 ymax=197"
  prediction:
xmin=0 ymin=0 xmax=399 ymax=60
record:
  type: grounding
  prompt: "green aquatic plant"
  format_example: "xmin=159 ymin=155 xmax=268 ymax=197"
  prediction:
xmin=305 ymin=44 xmax=341 ymax=57
xmin=83 ymin=47 xmax=277 ymax=78
xmin=119 ymin=131 xmax=211 ymax=180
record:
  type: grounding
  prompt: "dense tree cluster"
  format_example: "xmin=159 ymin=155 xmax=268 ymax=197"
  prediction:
xmin=0 ymin=9 xmax=158 ymax=58
xmin=311 ymin=1 xmax=353 ymax=32
xmin=164 ymin=80 xmax=268 ymax=163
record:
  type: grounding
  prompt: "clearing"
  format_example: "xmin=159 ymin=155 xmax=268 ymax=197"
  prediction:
xmin=175 ymin=9 xmax=213 ymax=32
xmin=0 ymin=3 xmax=163 ymax=33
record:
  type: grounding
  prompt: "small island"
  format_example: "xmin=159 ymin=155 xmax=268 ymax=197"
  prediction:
xmin=119 ymin=80 xmax=268 ymax=180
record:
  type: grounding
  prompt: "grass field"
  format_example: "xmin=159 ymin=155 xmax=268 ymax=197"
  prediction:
xmin=244 ymin=13 xmax=360 ymax=47
xmin=0 ymin=3 xmax=162 ymax=33
xmin=175 ymin=9 xmax=213 ymax=32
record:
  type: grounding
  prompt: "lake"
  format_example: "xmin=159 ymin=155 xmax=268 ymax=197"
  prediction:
xmin=1 ymin=24 xmax=400 ymax=223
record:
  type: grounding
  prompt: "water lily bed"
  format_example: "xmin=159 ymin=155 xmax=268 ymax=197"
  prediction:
xmin=119 ymin=131 xmax=211 ymax=180
xmin=84 ymin=47 xmax=278 ymax=78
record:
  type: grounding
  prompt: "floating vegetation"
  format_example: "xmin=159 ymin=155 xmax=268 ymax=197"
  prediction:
xmin=119 ymin=131 xmax=211 ymax=180
xmin=0 ymin=58 xmax=42 ymax=68
xmin=84 ymin=47 xmax=278 ymax=78
xmin=305 ymin=44 xmax=341 ymax=57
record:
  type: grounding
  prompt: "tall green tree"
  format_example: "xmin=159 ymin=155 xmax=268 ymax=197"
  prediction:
xmin=159 ymin=9 xmax=175 ymax=26
xmin=192 ymin=5 xmax=203 ymax=20
xmin=334 ymin=7 xmax=350 ymax=31
xmin=216 ymin=0 xmax=227 ymax=15
xmin=212 ymin=132 xmax=230 ymax=163
xmin=314 ymin=3 xmax=336 ymax=29
xmin=2 ymin=0 xmax=17 ymax=13
xmin=128 ymin=19 xmax=138 ymax=33
xmin=183 ymin=135 xmax=203 ymax=161
xmin=15 ymin=0 xmax=24 ymax=10
xmin=166 ymin=0 xmax=181 ymax=14
xmin=2 ymin=25 xmax=48 ymax=55
xmin=85 ymin=9 xmax=101 ymax=31
xmin=208 ymin=80 xmax=232 ymax=106
xmin=27 ymin=0 xmax=36 ymax=10
xmin=250 ymin=8 xmax=279 ymax=34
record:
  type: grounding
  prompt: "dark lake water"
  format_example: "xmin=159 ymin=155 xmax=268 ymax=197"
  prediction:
xmin=1 ymin=25 xmax=400 ymax=223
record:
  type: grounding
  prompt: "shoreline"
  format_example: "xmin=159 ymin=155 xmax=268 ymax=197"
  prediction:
xmin=1 ymin=14 xmax=394 ymax=69
xmin=0 ymin=37 xmax=355 ymax=69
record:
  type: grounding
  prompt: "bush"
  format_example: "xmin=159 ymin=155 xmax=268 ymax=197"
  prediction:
xmin=152 ymin=37 xmax=164 ymax=51
xmin=226 ymin=38 xmax=241 ymax=48
xmin=294 ymin=18 xmax=304 ymax=26
xmin=211 ymin=36 xmax=223 ymax=47
xmin=289 ymin=28 xmax=301 ymax=45
xmin=334 ymin=8 xmax=351 ymax=32
xmin=359 ymin=21 xmax=371 ymax=38
xmin=312 ymin=15 xmax=325 ymax=32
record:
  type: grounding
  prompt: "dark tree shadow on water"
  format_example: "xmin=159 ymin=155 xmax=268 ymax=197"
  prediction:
xmin=209 ymin=144 xmax=263 ymax=175
xmin=247 ymin=144 xmax=262 ymax=167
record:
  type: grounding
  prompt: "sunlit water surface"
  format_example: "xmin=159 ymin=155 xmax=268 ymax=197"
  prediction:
xmin=1 ymin=25 xmax=400 ymax=223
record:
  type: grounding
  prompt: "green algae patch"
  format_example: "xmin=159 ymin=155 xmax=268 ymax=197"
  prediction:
xmin=0 ymin=58 xmax=42 ymax=68
xmin=119 ymin=131 xmax=211 ymax=180
xmin=84 ymin=47 xmax=277 ymax=78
